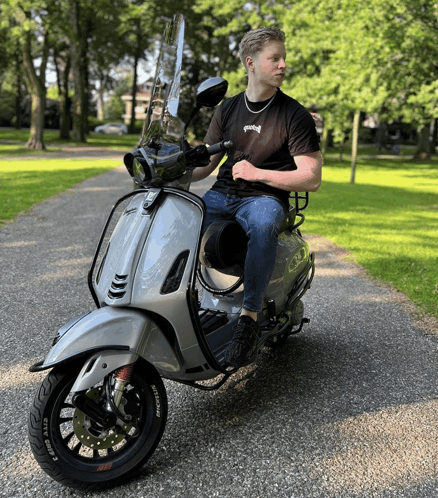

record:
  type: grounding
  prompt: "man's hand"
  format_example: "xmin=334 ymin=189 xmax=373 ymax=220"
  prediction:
xmin=232 ymin=160 xmax=260 ymax=182
xmin=232 ymin=151 xmax=322 ymax=192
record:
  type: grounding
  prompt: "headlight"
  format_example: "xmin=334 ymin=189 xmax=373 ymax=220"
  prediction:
xmin=123 ymin=153 xmax=151 ymax=185
xmin=132 ymin=157 xmax=146 ymax=182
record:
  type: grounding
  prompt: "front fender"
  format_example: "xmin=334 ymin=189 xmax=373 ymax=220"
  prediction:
xmin=29 ymin=307 xmax=183 ymax=376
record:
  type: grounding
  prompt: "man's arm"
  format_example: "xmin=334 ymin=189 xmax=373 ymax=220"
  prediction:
xmin=232 ymin=151 xmax=322 ymax=192
xmin=191 ymin=150 xmax=225 ymax=182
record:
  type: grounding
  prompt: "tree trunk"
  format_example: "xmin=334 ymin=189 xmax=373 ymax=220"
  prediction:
xmin=350 ymin=110 xmax=360 ymax=184
xmin=129 ymin=54 xmax=140 ymax=134
xmin=83 ymin=33 xmax=90 ymax=135
xmin=339 ymin=139 xmax=344 ymax=161
xmin=321 ymin=126 xmax=331 ymax=155
xmin=26 ymin=92 xmax=46 ymax=149
xmin=57 ymin=55 xmax=72 ymax=140
xmin=129 ymin=27 xmax=143 ymax=135
xmin=22 ymin=26 xmax=49 ymax=150
xmin=431 ymin=118 xmax=438 ymax=156
xmin=413 ymin=125 xmax=430 ymax=159
xmin=14 ymin=50 xmax=23 ymax=130
xmin=97 ymin=80 xmax=105 ymax=121
xmin=70 ymin=0 xmax=87 ymax=143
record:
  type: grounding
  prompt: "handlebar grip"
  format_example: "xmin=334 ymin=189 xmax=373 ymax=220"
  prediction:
xmin=207 ymin=140 xmax=233 ymax=156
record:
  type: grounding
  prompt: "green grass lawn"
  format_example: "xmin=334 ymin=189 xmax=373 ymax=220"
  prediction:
xmin=305 ymin=154 xmax=438 ymax=320
xmin=0 ymin=129 xmax=131 ymax=223
xmin=0 ymin=158 xmax=121 ymax=223
xmin=0 ymin=128 xmax=138 ymax=154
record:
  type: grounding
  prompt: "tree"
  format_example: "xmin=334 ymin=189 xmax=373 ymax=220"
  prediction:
xmin=0 ymin=17 xmax=25 ymax=129
xmin=396 ymin=0 xmax=438 ymax=158
xmin=53 ymin=41 xmax=72 ymax=140
xmin=280 ymin=0 xmax=435 ymax=177
xmin=1 ymin=0 xmax=54 ymax=149
xmin=68 ymin=0 xmax=89 ymax=142
xmin=116 ymin=1 xmax=160 ymax=134
xmin=23 ymin=12 xmax=50 ymax=148
xmin=193 ymin=0 xmax=283 ymax=81
xmin=67 ymin=0 xmax=159 ymax=140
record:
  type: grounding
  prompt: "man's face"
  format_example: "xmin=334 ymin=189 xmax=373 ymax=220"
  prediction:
xmin=250 ymin=40 xmax=286 ymax=89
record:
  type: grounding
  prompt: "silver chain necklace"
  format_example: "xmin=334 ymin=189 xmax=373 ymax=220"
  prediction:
xmin=244 ymin=90 xmax=277 ymax=114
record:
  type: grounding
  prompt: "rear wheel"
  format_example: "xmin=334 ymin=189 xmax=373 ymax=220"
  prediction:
xmin=28 ymin=360 xmax=167 ymax=490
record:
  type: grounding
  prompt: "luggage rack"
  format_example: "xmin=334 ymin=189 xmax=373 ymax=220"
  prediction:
xmin=284 ymin=191 xmax=310 ymax=233
xmin=293 ymin=191 xmax=310 ymax=212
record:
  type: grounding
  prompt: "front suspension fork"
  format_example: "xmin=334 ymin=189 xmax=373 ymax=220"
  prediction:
xmin=72 ymin=364 xmax=136 ymax=429
xmin=105 ymin=364 xmax=135 ymax=422
xmin=112 ymin=364 xmax=134 ymax=409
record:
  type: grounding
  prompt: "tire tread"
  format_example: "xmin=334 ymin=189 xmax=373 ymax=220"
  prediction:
xmin=28 ymin=363 xmax=167 ymax=491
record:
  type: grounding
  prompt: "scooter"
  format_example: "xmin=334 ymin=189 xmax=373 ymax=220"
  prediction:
xmin=28 ymin=14 xmax=315 ymax=491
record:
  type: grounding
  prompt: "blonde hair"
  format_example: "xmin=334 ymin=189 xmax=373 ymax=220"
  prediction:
xmin=239 ymin=27 xmax=285 ymax=69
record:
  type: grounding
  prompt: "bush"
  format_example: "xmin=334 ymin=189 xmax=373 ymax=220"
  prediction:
xmin=132 ymin=120 xmax=144 ymax=134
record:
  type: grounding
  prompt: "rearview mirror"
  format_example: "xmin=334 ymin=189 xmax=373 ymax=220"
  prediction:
xmin=196 ymin=77 xmax=228 ymax=108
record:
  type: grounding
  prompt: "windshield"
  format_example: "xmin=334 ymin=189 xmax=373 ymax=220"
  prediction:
xmin=124 ymin=14 xmax=211 ymax=189
xmin=139 ymin=14 xmax=185 ymax=148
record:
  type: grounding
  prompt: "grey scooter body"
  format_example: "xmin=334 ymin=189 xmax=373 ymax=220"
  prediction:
xmin=32 ymin=187 xmax=216 ymax=385
xmin=32 ymin=181 xmax=314 ymax=391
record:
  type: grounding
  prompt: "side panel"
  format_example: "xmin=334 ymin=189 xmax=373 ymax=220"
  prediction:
xmin=131 ymin=192 xmax=203 ymax=352
xmin=94 ymin=193 xmax=155 ymax=307
xmin=265 ymin=231 xmax=310 ymax=310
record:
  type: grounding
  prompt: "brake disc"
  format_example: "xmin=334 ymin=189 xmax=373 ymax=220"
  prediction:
xmin=73 ymin=387 xmax=132 ymax=450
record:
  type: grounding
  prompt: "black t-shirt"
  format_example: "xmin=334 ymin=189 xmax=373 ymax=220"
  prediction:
xmin=204 ymin=89 xmax=320 ymax=207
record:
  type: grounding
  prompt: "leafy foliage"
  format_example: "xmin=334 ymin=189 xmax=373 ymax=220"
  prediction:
xmin=0 ymin=0 xmax=437 ymax=155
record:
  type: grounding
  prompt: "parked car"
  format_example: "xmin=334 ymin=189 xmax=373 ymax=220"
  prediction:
xmin=94 ymin=122 xmax=128 ymax=135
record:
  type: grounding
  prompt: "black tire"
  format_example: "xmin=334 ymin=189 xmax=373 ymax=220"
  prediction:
xmin=28 ymin=360 xmax=167 ymax=491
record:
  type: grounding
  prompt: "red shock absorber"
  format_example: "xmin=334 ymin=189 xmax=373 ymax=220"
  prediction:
xmin=115 ymin=364 xmax=134 ymax=382
xmin=112 ymin=364 xmax=134 ymax=410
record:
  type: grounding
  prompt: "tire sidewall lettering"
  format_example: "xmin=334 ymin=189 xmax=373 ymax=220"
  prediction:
xmin=150 ymin=384 xmax=161 ymax=418
xmin=43 ymin=417 xmax=58 ymax=462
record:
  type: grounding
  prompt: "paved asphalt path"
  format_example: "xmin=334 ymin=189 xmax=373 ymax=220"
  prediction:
xmin=1 ymin=155 xmax=437 ymax=498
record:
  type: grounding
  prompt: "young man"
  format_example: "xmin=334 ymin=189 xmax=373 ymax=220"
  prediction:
xmin=192 ymin=27 xmax=322 ymax=368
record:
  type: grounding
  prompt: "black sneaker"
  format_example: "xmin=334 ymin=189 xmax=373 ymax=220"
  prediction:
xmin=224 ymin=316 xmax=260 ymax=368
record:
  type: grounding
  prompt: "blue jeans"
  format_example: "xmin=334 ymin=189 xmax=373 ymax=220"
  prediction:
xmin=202 ymin=190 xmax=287 ymax=313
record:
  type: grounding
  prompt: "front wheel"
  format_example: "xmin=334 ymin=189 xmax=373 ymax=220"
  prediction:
xmin=28 ymin=360 xmax=167 ymax=491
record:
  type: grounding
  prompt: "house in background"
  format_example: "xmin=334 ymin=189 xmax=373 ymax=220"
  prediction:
xmin=121 ymin=80 xmax=154 ymax=124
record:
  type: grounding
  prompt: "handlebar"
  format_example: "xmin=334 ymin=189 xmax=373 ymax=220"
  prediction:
xmin=206 ymin=140 xmax=233 ymax=156
xmin=182 ymin=140 xmax=232 ymax=168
